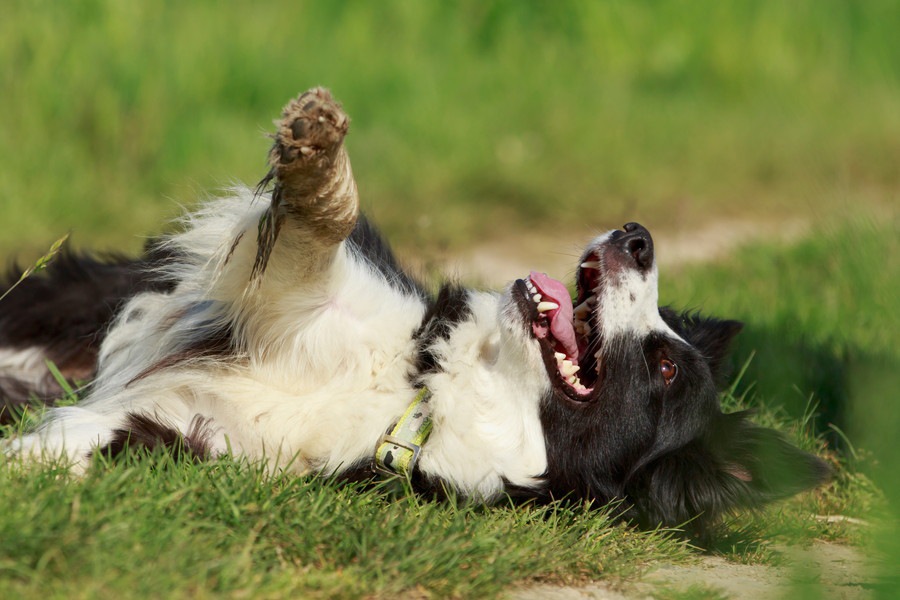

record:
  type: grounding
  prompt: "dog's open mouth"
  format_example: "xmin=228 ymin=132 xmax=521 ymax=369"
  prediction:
xmin=514 ymin=253 xmax=604 ymax=402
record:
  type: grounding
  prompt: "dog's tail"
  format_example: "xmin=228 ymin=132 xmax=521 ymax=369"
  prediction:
xmin=0 ymin=240 xmax=175 ymax=425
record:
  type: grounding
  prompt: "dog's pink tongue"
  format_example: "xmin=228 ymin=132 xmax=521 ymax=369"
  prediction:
xmin=529 ymin=271 xmax=578 ymax=359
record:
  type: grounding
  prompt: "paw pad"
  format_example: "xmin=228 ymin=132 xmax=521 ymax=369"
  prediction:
xmin=271 ymin=88 xmax=349 ymax=167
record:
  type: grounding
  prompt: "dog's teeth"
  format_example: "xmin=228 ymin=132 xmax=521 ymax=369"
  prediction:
xmin=536 ymin=301 xmax=559 ymax=313
xmin=299 ymin=146 xmax=314 ymax=156
xmin=581 ymin=261 xmax=601 ymax=269
xmin=532 ymin=294 xmax=542 ymax=303
xmin=554 ymin=352 xmax=566 ymax=361
xmin=560 ymin=360 xmax=579 ymax=376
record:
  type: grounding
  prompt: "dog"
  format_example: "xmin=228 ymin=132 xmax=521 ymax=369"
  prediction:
xmin=1 ymin=88 xmax=829 ymax=537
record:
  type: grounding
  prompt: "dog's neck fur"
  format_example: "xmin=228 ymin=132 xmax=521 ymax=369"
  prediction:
xmin=416 ymin=289 xmax=549 ymax=499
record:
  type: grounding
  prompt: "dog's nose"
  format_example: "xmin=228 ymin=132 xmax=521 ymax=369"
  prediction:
xmin=615 ymin=222 xmax=654 ymax=271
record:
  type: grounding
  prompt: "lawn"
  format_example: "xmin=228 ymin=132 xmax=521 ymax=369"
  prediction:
xmin=0 ymin=455 xmax=695 ymax=598
xmin=2 ymin=1 xmax=899 ymax=597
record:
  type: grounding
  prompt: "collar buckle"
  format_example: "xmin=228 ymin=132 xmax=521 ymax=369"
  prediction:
xmin=373 ymin=434 xmax=423 ymax=477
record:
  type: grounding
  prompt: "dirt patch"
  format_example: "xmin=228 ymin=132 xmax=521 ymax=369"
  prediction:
xmin=640 ymin=541 xmax=878 ymax=598
xmin=442 ymin=217 xmax=807 ymax=288
xmin=511 ymin=541 xmax=880 ymax=599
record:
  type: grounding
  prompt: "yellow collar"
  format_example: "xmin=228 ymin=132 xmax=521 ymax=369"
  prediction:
xmin=373 ymin=387 xmax=433 ymax=477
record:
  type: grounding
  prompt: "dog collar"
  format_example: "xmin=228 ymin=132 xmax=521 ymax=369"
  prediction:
xmin=373 ymin=387 xmax=433 ymax=477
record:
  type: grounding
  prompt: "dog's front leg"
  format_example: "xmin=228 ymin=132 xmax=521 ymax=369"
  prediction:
xmin=252 ymin=87 xmax=358 ymax=280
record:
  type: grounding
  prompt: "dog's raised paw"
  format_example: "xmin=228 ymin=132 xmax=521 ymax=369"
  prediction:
xmin=270 ymin=87 xmax=349 ymax=173
xmin=253 ymin=88 xmax=360 ymax=276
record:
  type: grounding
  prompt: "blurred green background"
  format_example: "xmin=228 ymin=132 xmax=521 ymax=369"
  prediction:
xmin=2 ymin=0 xmax=898 ymax=257
xmin=2 ymin=0 xmax=899 ymax=592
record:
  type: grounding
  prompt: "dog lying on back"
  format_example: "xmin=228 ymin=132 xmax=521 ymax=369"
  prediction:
xmin=1 ymin=88 xmax=828 ymax=537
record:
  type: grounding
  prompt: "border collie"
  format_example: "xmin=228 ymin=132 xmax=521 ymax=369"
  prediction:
xmin=1 ymin=88 xmax=828 ymax=537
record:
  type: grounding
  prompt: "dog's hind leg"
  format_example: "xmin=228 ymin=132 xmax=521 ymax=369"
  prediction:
xmin=252 ymin=87 xmax=359 ymax=280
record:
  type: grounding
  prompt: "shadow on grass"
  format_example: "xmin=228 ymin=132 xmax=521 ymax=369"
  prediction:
xmin=718 ymin=325 xmax=900 ymax=597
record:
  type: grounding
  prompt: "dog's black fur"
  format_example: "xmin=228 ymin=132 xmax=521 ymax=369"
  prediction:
xmin=0 ymin=243 xmax=176 ymax=421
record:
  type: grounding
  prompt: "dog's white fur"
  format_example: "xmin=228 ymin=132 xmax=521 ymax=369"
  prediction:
xmin=8 ymin=188 xmax=560 ymax=500
xmin=583 ymin=230 xmax=681 ymax=343
xmin=0 ymin=347 xmax=49 ymax=392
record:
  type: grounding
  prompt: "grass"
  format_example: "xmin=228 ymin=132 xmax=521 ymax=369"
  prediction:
xmin=0 ymin=454 xmax=692 ymax=599
xmin=2 ymin=1 xmax=899 ymax=597
xmin=0 ymin=233 xmax=69 ymax=304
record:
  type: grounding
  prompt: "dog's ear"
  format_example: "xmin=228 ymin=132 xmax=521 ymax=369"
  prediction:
xmin=661 ymin=309 xmax=743 ymax=385
xmin=706 ymin=410 xmax=832 ymax=500
xmin=626 ymin=410 xmax=831 ymax=539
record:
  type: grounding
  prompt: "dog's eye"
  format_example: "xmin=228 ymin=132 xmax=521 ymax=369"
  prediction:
xmin=660 ymin=359 xmax=677 ymax=385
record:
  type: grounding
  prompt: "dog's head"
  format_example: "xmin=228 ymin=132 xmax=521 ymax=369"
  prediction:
xmin=507 ymin=223 xmax=830 ymax=536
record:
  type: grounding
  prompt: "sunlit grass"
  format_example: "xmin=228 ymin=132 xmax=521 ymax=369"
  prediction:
xmin=0 ymin=453 xmax=692 ymax=599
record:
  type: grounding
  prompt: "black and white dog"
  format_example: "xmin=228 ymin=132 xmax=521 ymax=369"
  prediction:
xmin=1 ymin=89 xmax=828 ymax=536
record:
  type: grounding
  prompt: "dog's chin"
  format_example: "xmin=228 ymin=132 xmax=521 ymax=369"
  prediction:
xmin=512 ymin=254 xmax=607 ymax=404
